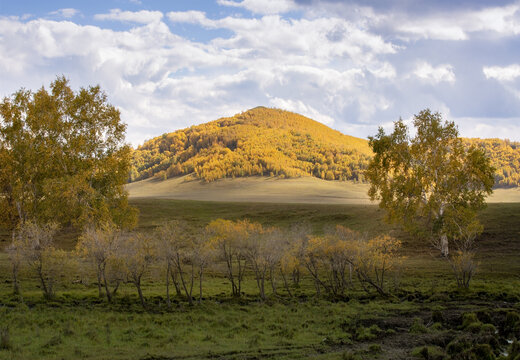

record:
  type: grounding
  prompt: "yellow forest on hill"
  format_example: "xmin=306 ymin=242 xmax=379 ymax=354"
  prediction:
xmin=130 ymin=107 xmax=520 ymax=187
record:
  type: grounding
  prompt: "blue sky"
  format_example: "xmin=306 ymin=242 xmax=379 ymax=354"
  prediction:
xmin=1 ymin=0 xmax=520 ymax=145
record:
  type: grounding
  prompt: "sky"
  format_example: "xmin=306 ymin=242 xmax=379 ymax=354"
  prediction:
xmin=1 ymin=0 xmax=520 ymax=146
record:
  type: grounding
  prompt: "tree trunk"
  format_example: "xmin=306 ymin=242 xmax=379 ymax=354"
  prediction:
xmin=37 ymin=263 xmax=52 ymax=300
xmin=135 ymin=278 xmax=146 ymax=309
xmin=101 ymin=266 xmax=112 ymax=303
xmin=165 ymin=262 xmax=171 ymax=309
xmin=198 ymin=266 xmax=203 ymax=304
xmin=269 ymin=268 xmax=277 ymax=296
xmin=170 ymin=265 xmax=183 ymax=297
xmin=441 ymin=234 xmax=449 ymax=257
xmin=280 ymin=269 xmax=293 ymax=297
xmin=96 ymin=264 xmax=103 ymax=298
xmin=12 ymin=264 xmax=20 ymax=296
xmin=176 ymin=256 xmax=193 ymax=306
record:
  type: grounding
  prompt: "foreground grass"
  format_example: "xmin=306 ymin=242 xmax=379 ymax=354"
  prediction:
xmin=0 ymin=200 xmax=519 ymax=359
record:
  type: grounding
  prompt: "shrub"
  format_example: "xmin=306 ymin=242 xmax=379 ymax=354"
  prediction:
xmin=409 ymin=317 xmax=428 ymax=334
xmin=368 ymin=344 xmax=382 ymax=353
xmin=461 ymin=313 xmax=481 ymax=329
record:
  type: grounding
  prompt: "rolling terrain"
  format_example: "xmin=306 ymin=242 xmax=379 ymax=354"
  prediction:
xmin=126 ymin=175 xmax=520 ymax=203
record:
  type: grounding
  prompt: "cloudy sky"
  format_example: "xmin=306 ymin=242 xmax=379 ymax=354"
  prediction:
xmin=1 ymin=0 xmax=520 ymax=146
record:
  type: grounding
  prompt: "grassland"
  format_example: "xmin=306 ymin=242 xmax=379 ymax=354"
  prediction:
xmin=0 ymin=200 xmax=519 ymax=359
xmin=126 ymin=175 xmax=520 ymax=204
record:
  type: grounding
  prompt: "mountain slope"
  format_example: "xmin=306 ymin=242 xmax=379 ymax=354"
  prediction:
xmin=131 ymin=107 xmax=520 ymax=188
xmin=131 ymin=107 xmax=372 ymax=183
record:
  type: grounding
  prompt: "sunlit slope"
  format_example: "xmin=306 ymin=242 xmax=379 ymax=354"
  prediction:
xmin=131 ymin=107 xmax=372 ymax=183
xmin=126 ymin=175 xmax=520 ymax=204
xmin=131 ymin=107 xmax=520 ymax=188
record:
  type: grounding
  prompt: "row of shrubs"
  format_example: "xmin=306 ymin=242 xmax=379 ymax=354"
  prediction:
xmin=5 ymin=219 xmax=405 ymax=307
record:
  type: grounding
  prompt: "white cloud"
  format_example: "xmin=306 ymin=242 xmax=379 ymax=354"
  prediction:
xmin=2 ymin=2 xmax=520 ymax=146
xmin=49 ymin=8 xmax=79 ymax=19
xmin=167 ymin=11 xmax=215 ymax=27
xmin=454 ymin=116 xmax=520 ymax=140
xmin=483 ymin=64 xmax=520 ymax=82
xmin=217 ymin=0 xmax=297 ymax=15
xmin=392 ymin=3 xmax=520 ymax=41
xmin=413 ymin=62 xmax=455 ymax=84
xmin=269 ymin=98 xmax=335 ymax=126
xmin=94 ymin=9 xmax=163 ymax=24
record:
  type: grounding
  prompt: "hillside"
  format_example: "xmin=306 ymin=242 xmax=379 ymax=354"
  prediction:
xmin=131 ymin=107 xmax=372 ymax=183
xmin=131 ymin=107 xmax=520 ymax=188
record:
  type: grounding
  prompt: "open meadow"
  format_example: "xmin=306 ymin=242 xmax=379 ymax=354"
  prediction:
xmin=0 ymin=199 xmax=519 ymax=360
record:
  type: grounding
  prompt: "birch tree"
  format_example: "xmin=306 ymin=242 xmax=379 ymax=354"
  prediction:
xmin=366 ymin=109 xmax=494 ymax=257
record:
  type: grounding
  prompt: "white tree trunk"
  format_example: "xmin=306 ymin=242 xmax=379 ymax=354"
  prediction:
xmin=441 ymin=234 xmax=449 ymax=257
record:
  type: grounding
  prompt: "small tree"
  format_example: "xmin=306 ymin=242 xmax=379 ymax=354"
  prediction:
xmin=120 ymin=232 xmax=155 ymax=308
xmin=76 ymin=223 xmax=123 ymax=302
xmin=13 ymin=221 xmax=60 ymax=299
xmin=192 ymin=230 xmax=214 ymax=304
xmin=206 ymin=219 xmax=251 ymax=297
xmin=243 ymin=225 xmax=283 ymax=300
xmin=303 ymin=234 xmax=354 ymax=298
xmin=6 ymin=236 xmax=23 ymax=296
xmin=353 ymin=234 xmax=403 ymax=296
xmin=155 ymin=220 xmax=190 ymax=307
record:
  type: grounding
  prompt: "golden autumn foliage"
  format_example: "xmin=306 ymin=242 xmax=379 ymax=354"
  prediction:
xmin=464 ymin=138 xmax=520 ymax=188
xmin=131 ymin=107 xmax=520 ymax=187
xmin=131 ymin=107 xmax=372 ymax=183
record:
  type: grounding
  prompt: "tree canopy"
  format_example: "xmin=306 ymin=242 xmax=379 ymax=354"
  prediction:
xmin=365 ymin=109 xmax=495 ymax=256
xmin=0 ymin=77 xmax=137 ymax=230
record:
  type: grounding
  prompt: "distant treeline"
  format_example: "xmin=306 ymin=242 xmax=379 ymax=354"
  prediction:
xmin=130 ymin=107 xmax=520 ymax=188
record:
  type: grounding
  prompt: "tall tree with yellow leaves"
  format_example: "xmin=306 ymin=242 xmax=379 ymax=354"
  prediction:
xmin=0 ymin=77 xmax=137 ymax=231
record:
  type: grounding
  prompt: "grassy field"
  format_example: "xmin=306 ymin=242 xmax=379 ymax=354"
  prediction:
xmin=0 ymin=199 xmax=519 ymax=359
xmin=126 ymin=175 xmax=520 ymax=204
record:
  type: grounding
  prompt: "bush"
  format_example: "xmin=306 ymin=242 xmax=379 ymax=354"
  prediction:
xmin=355 ymin=325 xmax=380 ymax=341
xmin=505 ymin=312 xmax=520 ymax=338
xmin=409 ymin=317 xmax=428 ymax=334
xmin=368 ymin=344 xmax=382 ymax=353
xmin=470 ymin=343 xmax=496 ymax=360
xmin=412 ymin=346 xmax=444 ymax=360
xmin=431 ymin=310 xmax=444 ymax=324
xmin=480 ymin=323 xmax=497 ymax=335
xmin=461 ymin=313 xmax=481 ymax=329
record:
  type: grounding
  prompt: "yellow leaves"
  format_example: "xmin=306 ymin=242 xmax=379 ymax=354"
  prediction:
xmin=0 ymin=77 xmax=136 ymax=230
xmin=130 ymin=107 xmax=372 ymax=183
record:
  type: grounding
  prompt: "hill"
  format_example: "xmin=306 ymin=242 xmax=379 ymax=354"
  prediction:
xmin=130 ymin=107 xmax=520 ymax=188
xmin=131 ymin=107 xmax=372 ymax=183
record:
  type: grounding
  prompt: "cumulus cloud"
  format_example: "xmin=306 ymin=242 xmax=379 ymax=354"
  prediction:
xmin=217 ymin=0 xmax=298 ymax=15
xmin=49 ymin=8 xmax=79 ymax=19
xmin=483 ymin=64 xmax=520 ymax=82
xmin=94 ymin=9 xmax=163 ymax=24
xmin=393 ymin=3 xmax=520 ymax=40
xmin=413 ymin=62 xmax=456 ymax=84
xmin=1 ymin=1 xmax=520 ymax=145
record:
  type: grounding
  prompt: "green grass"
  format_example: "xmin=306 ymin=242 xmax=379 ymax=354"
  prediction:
xmin=0 ymin=199 xmax=519 ymax=359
